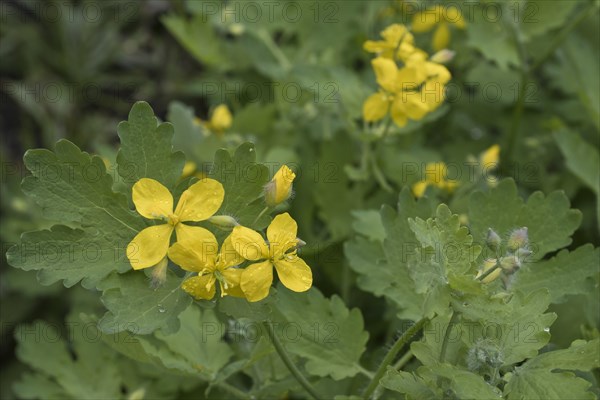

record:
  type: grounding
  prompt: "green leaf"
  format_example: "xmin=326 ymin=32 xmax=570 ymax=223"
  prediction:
xmin=407 ymin=204 xmax=482 ymax=316
xmin=166 ymin=101 xmax=205 ymax=152
xmin=381 ymin=368 xmax=440 ymax=399
xmin=520 ymin=1 xmax=578 ymax=40
xmin=146 ymin=306 xmax=234 ymax=378
xmin=208 ymin=143 xmax=271 ymax=229
xmin=8 ymin=139 xmax=144 ymax=289
xmin=504 ymin=339 xmax=600 ymax=400
xmin=6 ymin=226 xmax=130 ymax=289
xmin=469 ymin=179 xmax=581 ymax=261
xmin=14 ymin=321 xmax=122 ymax=399
xmin=116 ymin=101 xmax=185 ymax=191
xmin=553 ymin=129 xmax=600 ymax=194
xmin=350 ymin=210 xmax=386 ymax=242
xmin=452 ymin=290 xmax=556 ymax=366
xmin=161 ymin=14 xmax=228 ymax=68
xmin=467 ymin=8 xmax=519 ymax=69
xmin=98 ymin=271 xmax=192 ymax=335
xmin=512 ymin=244 xmax=600 ymax=303
xmin=272 ymin=286 xmax=369 ymax=380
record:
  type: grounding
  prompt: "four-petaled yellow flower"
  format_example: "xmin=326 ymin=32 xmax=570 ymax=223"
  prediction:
xmin=265 ymin=165 xmax=296 ymax=207
xmin=412 ymin=162 xmax=459 ymax=198
xmin=127 ymin=178 xmax=224 ymax=270
xmin=168 ymin=231 xmax=245 ymax=300
xmin=363 ymin=56 xmax=451 ymax=127
xmin=231 ymin=213 xmax=312 ymax=302
xmin=363 ymin=24 xmax=426 ymax=61
xmin=412 ymin=5 xmax=466 ymax=51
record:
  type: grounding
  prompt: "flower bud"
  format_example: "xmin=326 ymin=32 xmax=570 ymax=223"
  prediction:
xmin=515 ymin=247 xmax=533 ymax=264
xmin=500 ymin=255 xmax=521 ymax=273
xmin=209 ymin=104 xmax=232 ymax=132
xmin=208 ymin=215 xmax=240 ymax=230
xmin=431 ymin=49 xmax=456 ymax=64
xmin=486 ymin=228 xmax=502 ymax=252
xmin=127 ymin=388 xmax=146 ymax=400
xmin=476 ymin=259 xmax=501 ymax=283
xmin=150 ymin=257 xmax=169 ymax=289
xmin=265 ymin=165 xmax=296 ymax=207
xmin=507 ymin=227 xmax=528 ymax=251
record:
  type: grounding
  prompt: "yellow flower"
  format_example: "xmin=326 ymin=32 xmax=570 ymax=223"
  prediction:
xmin=411 ymin=162 xmax=459 ymax=198
xmin=264 ymin=165 xmax=296 ymax=207
xmin=480 ymin=145 xmax=500 ymax=171
xmin=208 ymin=104 xmax=232 ymax=133
xmin=231 ymin=213 xmax=312 ymax=302
xmin=168 ymin=232 xmax=245 ymax=300
xmin=362 ymin=57 xmax=451 ymax=127
xmin=194 ymin=104 xmax=233 ymax=134
xmin=363 ymin=24 xmax=426 ymax=61
xmin=412 ymin=5 xmax=466 ymax=51
xmin=126 ymin=178 xmax=224 ymax=270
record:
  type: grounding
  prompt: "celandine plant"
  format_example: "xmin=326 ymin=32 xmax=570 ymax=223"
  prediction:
xmin=6 ymin=100 xmax=599 ymax=400
xmin=5 ymin=6 xmax=600 ymax=399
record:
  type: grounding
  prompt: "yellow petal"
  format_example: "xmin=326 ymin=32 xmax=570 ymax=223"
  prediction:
xmin=219 ymin=234 xmax=245 ymax=268
xmin=127 ymin=224 xmax=173 ymax=270
xmin=396 ymin=65 xmax=427 ymax=90
xmin=363 ymin=39 xmax=389 ymax=54
xmin=220 ymin=267 xmax=245 ymax=297
xmin=231 ymin=226 xmax=269 ymax=261
xmin=425 ymin=61 xmax=451 ymax=85
xmin=267 ymin=213 xmax=298 ymax=257
xmin=240 ymin=260 xmax=274 ymax=302
xmin=175 ymin=178 xmax=224 ymax=222
xmin=209 ymin=104 xmax=232 ymax=132
xmin=363 ymin=92 xmax=390 ymax=122
xmin=132 ymin=178 xmax=174 ymax=220
xmin=182 ymin=274 xmax=217 ymax=300
xmin=412 ymin=8 xmax=441 ymax=32
xmin=175 ymin=224 xmax=213 ymax=244
xmin=381 ymin=24 xmax=414 ymax=46
xmin=412 ymin=180 xmax=429 ymax=198
xmin=433 ymin=22 xmax=450 ymax=51
xmin=168 ymin=227 xmax=218 ymax=272
xmin=480 ymin=145 xmax=500 ymax=170
xmin=404 ymin=92 xmax=431 ymax=120
xmin=274 ymin=256 xmax=312 ymax=293
xmin=372 ymin=57 xmax=398 ymax=93
xmin=265 ymin=165 xmax=295 ymax=207
xmin=390 ymin=98 xmax=408 ymax=127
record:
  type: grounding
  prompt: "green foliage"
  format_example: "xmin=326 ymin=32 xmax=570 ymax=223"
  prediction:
xmin=117 ymin=101 xmax=185 ymax=191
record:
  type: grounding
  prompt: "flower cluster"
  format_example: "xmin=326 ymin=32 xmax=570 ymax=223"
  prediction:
xmin=412 ymin=5 xmax=466 ymax=51
xmin=126 ymin=165 xmax=311 ymax=302
xmin=362 ymin=24 xmax=451 ymax=128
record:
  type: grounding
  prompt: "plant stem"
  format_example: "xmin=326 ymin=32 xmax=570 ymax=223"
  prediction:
xmin=362 ymin=317 xmax=429 ymax=399
xmin=262 ymin=322 xmax=322 ymax=400
xmin=252 ymin=206 xmax=270 ymax=225
xmin=392 ymin=350 xmax=413 ymax=371
xmin=476 ymin=262 xmax=501 ymax=283
xmin=213 ymin=381 xmax=251 ymax=400
xmin=438 ymin=311 xmax=460 ymax=364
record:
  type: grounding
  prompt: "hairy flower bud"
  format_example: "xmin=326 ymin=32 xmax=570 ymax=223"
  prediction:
xmin=265 ymin=165 xmax=296 ymax=207
xmin=208 ymin=215 xmax=240 ymax=229
xmin=486 ymin=228 xmax=502 ymax=252
xmin=431 ymin=49 xmax=456 ymax=64
xmin=150 ymin=257 xmax=169 ymax=289
xmin=507 ymin=227 xmax=528 ymax=252
xmin=500 ymin=255 xmax=521 ymax=273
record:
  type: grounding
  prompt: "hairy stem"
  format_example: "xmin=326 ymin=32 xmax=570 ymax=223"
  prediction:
xmin=362 ymin=317 xmax=429 ymax=399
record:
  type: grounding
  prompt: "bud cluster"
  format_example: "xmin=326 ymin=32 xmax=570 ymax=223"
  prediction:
xmin=477 ymin=227 xmax=530 ymax=285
